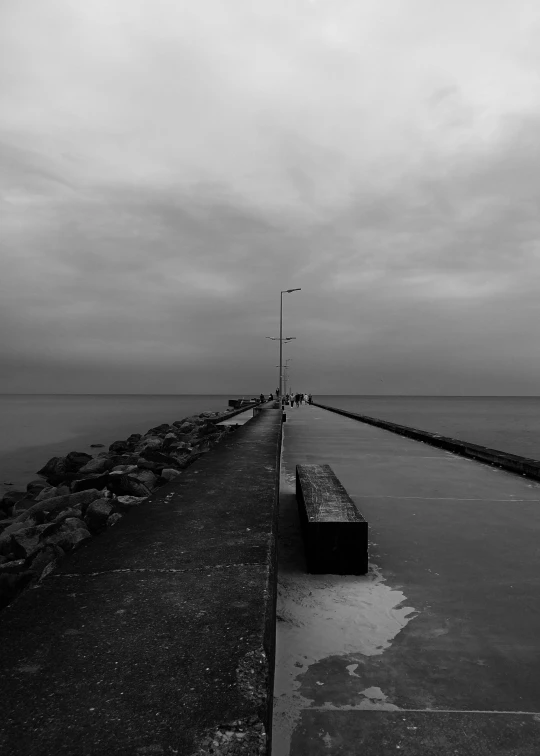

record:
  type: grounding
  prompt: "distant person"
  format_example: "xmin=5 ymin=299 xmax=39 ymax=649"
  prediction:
xmin=259 ymin=393 xmax=264 ymax=403
xmin=308 ymin=393 xmax=313 ymax=405
xmin=304 ymin=393 xmax=308 ymax=403
xmin=269 ymin=393 xmax=273 ymax=401
xmin=295 ymin=393 xmax=300 ymax=408
xmin=276 ymin=387 xmax=280 ymax=397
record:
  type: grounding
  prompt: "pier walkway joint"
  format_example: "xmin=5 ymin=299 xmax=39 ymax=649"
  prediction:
xmin=274 ymin=403 xmax=540 ymax=755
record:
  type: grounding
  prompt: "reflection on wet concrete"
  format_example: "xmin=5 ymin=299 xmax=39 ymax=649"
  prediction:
xmin=272 ymin=464 xmax=417 ymax=755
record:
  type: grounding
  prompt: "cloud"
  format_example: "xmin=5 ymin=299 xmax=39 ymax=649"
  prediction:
xmin=2 ymin=0 xmax=540 ymax=393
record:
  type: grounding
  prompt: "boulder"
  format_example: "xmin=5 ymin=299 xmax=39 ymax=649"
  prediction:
xmin=130 ymin=469 xmax=157 ymax=490
xmin=84 ymin=499 xmax=114 ymax=533
xmin=45 ymin=518 xmax=92 ymax=551
xmin=35 ymin=486 xmax=58 ymax=502
xmin=161 ymin=468 xmax=181 ymax=482
xmin=1 ymin=490 xmax=29 ymax=511
xmin=162 ymin=433 xmax=179 ymax=449
xmin=65 ymin=451 xmax=93 ymax=471
xmin=15 ymin=488 xmax=102 ymax=523
xmin=36 ymin=452 xmax=92 ymax=480
xmin=115 ymin=495 xmax=147 ymax=511
xmin=26 ymin=480 xmax=49 ymax=496
xmin=0 ymin=558 xmax=27 ymax=575
xmin=77 ymin=457 xmax=113 ymax=475
xmin=12 ymin=498 xmax=40 ymax=517
xmin=27 ymin=544 xmax=65 ymax=579
xmin=137 ymin=436 xmax=163 ymax=452
xmin=136 ymin=458 xmax=159 ymax=471
xmin=71 ymin=473 xmax=110 ymax=493
xmin=42 ymin=509 xmax=84 ymax=537
xmin=107 ymin=473 xmax=151 ymax=498
xmin=107 ymin=513 xmax=123 ymax=528
xmin=90 ymin=443 xmax=105 ymax=448
xmin=146 ymin=424 xmax=170 ymax=436
xmin=138 ymin=449 xmax=179 ymax=467
xmin=10 ymin=527 xmax=42 ymax=559
xmin=109 ymin=440 xmax=130 ymax=453
xmin=111 ymin=464 xmax=138 ymax=473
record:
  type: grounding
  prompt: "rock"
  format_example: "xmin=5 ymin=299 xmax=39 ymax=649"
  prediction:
xmin=107 ymin=513 xmax=123 ymax=528
xmin=35 ymin=486 xmax=58 ymax=502
xmin=36 ymin=452 xmax=92 ymax=480
xmin=26 ymin=480 xmax=49 ymax=496
xmin=11 ymin=498 xmax=39 ymax=517
xmin=77 ymin=457 xmax=113 ymax=475
xmin=108 ymin=454 xmax=140 ymax=467
xmin=162 ymin=432 xmax=179 ymax=449
xmin=136 ymin=458 xmax=159 ymax=471
xmin=36 ymin=456 xmax=67 ymax=479
xmin=27 ymin=544 xmax=65 ymax=579
xmin=45 ymin=518 xmax=92 ymax=552
xmin=172 ymin=454 xmax=193 ymax=470
xmin=109 ymin=440 xmax=130 ymax=453
xmin=146 ymin=424 xmax=170 ymax=436
xmin=84 ymin=499 xmax=114 ymax=533
xmin=115 ymin=495 xmax=147 ymax=511
xmin=42 ymin=509 xmax=83 ymax=537
xmin=71 ymin=473 xmax=110 ymax=493
xmin=0 ymin=558 xmax=27 ymax=575
xmin=1 ymin=490 xmax=28 ymax=511
xmin=10 ymin=527 xmax=42 ymax=559
xmin=138 ymin=449 xmax=179 ymax=467
xmin=108 ymin=473 xmax=151 ymax=498
xmin=111 ymin=464 xmax=138 ymax=473
xmin=130 ymin=469 xmax=157 ymax=490
xmin=137 ymin=436 xmax=163 ymax=451
xmin=90 ymin=443 xmax=105 ymax=448
xmin=55 ymin=485 xmax=71 ymax=496
xmin=161 ymin=468 xmax=181 ymax=482
xmin=15 ymin=489 xmax=102 ymax=523
xmin=65 ymin=451 xmax=93 ymax=471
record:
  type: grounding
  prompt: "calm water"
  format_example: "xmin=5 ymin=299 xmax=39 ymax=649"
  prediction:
xmin=2 ymin=394 xmax=540 ymax=497
xmin=0 ymin=394 xmax=248 ymax=495
xmin=317 ymin=396 xmax=540 ymax=460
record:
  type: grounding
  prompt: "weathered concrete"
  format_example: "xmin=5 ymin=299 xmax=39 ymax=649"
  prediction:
xmin=314 ymin=400 xmax=540 ymax=483
xmin=295 ymin=464 xmax=368 ymax=575
xmin=273 ymin=404 xmax=540 ymax=755
xmin=0 ymin=409 xmax=282 ymax=756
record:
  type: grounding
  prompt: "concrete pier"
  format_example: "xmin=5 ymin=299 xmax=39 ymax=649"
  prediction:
xmin=274 ymin=404 xmax=540 ymax=755
xmin=0 ymin=409 xmax=282 ymax=756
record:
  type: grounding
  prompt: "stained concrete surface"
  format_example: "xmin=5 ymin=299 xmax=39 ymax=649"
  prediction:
xmin=273 ymin=405 xmax=540 ymax=755
xmin=0 ymin=409 xmax=282 ymax=756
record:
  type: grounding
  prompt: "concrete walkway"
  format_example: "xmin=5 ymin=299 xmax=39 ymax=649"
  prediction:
xmin=273 ymin=404 xmax=540 ymax=755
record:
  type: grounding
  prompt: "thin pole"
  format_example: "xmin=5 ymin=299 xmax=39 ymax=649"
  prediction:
xmin=279 ymin=291 xmax=283 ymax=404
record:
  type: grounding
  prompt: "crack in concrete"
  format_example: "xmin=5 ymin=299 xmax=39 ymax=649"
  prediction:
xmin=42 ymin=563 xmax=266 ymax=579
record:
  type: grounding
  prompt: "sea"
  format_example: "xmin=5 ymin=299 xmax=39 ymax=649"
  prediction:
xmin=1 ymin=394 xmax=540 ymax=496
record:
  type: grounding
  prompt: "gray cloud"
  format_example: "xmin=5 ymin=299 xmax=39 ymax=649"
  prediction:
xmin=2 ymin=0 xmax=540 ymax=394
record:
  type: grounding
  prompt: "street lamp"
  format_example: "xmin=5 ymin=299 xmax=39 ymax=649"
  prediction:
xmin=279 ymin=288 xmax=301 ymax=403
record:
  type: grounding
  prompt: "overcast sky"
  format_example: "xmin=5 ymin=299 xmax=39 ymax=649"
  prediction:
xmin=2 ymin=0 xmax=540 ymax=395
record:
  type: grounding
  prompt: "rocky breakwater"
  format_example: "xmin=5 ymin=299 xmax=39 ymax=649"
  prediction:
xmin=0 ymin=411 xmax=236 ymax=610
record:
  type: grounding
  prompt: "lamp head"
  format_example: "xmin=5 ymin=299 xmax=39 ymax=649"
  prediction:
xmin=286 ymin=288 xmax=301 ymax=293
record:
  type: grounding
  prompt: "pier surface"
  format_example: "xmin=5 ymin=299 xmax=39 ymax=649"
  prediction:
xmin=274 ymin=403 xmax=540 ymax=755
xmin=0 ymin=408 xmax=282 ymax=756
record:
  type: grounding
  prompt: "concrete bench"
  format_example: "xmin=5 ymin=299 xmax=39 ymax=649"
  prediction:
xmin=296 ymin=464 xmax=368 ymax=575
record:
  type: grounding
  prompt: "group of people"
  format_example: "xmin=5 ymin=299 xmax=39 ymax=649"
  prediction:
xmin=282 ymin=391 xmax=312 ymax=407
xmin=263 ymin=389 xmax=313 ymax=407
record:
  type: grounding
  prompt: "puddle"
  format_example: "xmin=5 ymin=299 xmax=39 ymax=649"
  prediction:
xmin=273 ymin=446 xmax=417 ymax=755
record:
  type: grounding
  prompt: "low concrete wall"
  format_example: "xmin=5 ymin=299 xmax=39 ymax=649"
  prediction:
xmin=0 ymin=409 xmax=283 ymax=756
xmin=313 ymin=402 xmax=540 ymax=483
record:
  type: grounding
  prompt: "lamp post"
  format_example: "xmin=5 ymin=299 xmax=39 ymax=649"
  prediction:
xmin=279 ymin=288 xmax=300 ymax=403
